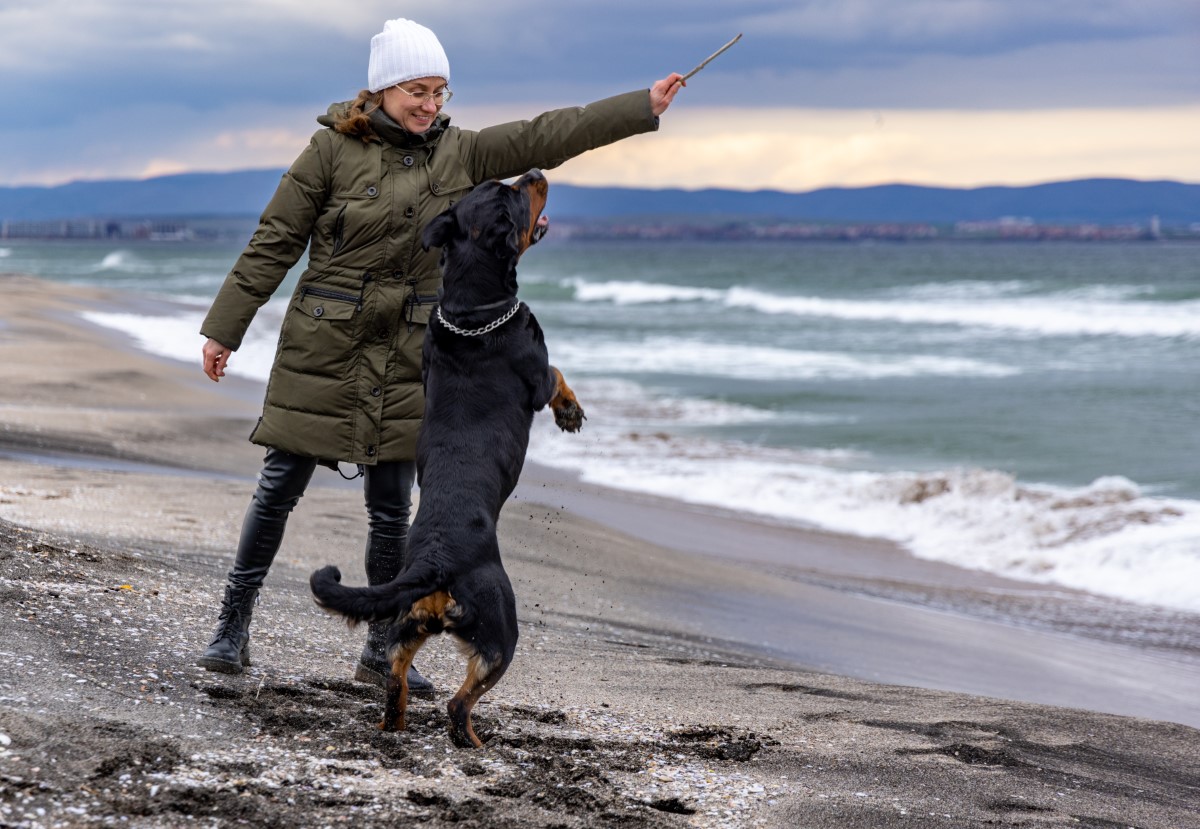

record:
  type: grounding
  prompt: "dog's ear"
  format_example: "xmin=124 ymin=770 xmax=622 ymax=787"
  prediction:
xmin=481 ymin=190 xmax=528 ymax=259
xmin=482 ymin=211 xmax=520 ymax=260
xmin=422 ymin=209 xmax=458 ymax=251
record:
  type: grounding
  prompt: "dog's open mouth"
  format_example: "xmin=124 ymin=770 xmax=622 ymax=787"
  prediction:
xmin=531 ymin=214 xmax=549 ymax=245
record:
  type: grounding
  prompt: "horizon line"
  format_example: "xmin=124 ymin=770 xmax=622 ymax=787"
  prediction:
xmin=3 ymin=169 xmax=1198 ymax=196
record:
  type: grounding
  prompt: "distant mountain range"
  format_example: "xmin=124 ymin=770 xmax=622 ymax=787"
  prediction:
xmin=2 ymin=170 xmax=1198 ymax=226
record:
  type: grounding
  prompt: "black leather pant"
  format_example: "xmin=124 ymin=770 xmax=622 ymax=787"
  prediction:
xmin=227 ymin=447 xmax=415 ymax=591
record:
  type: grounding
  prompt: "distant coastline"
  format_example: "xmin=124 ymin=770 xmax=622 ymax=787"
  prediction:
xmin=2 ymin=172 xmax=1199 ymax=238
xmin=550 ymin=217 xmax=1184 ymax=243
xmin=0 ymin=215 xmax=1192 ymax=243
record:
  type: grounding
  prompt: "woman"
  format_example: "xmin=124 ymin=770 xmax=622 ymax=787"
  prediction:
xmin=196 ymin=18 xmax=684 ymax=692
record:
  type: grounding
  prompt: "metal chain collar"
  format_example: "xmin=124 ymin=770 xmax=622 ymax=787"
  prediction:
xmin=435 ymin=302 xmax=522 ymax=337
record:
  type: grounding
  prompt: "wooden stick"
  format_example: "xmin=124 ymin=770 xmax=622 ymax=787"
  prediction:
xmin=681 ymin=33 xmax=743 ymax=82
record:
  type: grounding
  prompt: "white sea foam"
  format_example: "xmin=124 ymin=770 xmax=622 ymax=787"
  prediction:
xmin=528 ymin=389 xmax=1200 ymax=612
xmin=724 ymin=287 xmax=1200 ymax=339
xmin=0 ymin=248 xmax=11 ymax=258
xmin=552 ymin=336 xmax=1018 ymax=380
xmin=80 ymin=306 xmax=1013 ymax=386
xmin=568 ymin=378 xmax=781 ymax=426
xmin=896 ymin=280 xmax=1031 ymax=301
xmin=896 ymin=281 xmax=1155 ymax=303
xmin=566 ymin=278 xmax=724 ymax=305
xmin=94 ymin=251 xmax=139 ymax=271
xmin=82 ymin=302 xmax=285 ymax=382
xmin=564 ymin=277 xmax=1200 ymax=339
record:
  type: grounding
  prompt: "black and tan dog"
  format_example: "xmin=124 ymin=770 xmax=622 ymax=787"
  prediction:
xmin=310 ymin=169 xmax=582 ymax=747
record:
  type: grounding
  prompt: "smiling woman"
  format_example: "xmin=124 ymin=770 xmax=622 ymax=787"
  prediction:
xmin=191 ymin=16 xmax=688 ymax=696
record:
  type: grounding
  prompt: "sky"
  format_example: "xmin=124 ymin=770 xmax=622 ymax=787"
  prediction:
xmin=2 ymin=0 xmax=1198 ymax=192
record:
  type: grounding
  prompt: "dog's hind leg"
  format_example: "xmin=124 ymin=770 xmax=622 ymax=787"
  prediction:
xmin=380 ymin=633 xmax=433 ymax=731
xmin=548 ymin=366 xmax=586 ymax=432
xmin=379 ymin=591 xmax=456 ymax=731
xmin=447 ymin=649 xmax=512 ymax=748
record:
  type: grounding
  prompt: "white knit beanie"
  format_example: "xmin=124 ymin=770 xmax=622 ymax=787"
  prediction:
xmin=368 ymin=18 xmax=450 ymax=93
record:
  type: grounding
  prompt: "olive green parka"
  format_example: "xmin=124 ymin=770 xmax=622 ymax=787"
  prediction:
xmin=201 ymin=90 xmax=658 ymax=465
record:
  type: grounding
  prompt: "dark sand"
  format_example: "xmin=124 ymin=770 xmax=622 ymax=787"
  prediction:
xmin=1 ymin=274 xmax=1198 ymax=828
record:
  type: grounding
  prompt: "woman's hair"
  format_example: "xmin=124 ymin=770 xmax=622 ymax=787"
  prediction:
xmin=332 ymin=89 xmax=383 ymax=142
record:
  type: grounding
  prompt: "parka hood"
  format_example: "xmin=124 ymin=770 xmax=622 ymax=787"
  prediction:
xmin=316 ymin=101 xmax=350 ymax=128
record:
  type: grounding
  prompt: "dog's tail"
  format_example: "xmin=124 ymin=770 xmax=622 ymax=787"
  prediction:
xmin=309 ymin=564 xmax=436 ymax=626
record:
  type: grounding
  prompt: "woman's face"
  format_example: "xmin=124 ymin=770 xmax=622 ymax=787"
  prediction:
xmin=381 ymin=76 xmax=449 ymax=134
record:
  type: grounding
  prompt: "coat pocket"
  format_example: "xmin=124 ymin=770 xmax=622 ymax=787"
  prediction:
xmin=428 ymin=171 xmax=474 ymax=211
xmin=403 ymin=292 xmax=439 ymax=330
xmin=276 ymin=285 xmax=364 ymax=378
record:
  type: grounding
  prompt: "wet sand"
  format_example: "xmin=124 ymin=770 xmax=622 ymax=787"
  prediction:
xmin=517 ymin=470 xmax=1200 ymax=726
xmin=1 ymin=274 xmax=1198 ymax=828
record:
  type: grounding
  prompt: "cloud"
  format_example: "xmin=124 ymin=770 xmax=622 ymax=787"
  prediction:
xmin=533 ymin=104 xmax=1200 ymax=191
xmin=0 ymin=1 xmax=1196 ymax=186
xmin=696 ymin=33 xmax=1200 ymax=109
xmin=737 ymin=0 xmax=1192 ymax=51
xmin=10 ymin=100 xmax=1197 ymax=193
xmin=0 ymin=102 xmax=318 ymax=186
xmin=6 ymin=1 xmax=1194 ymax=106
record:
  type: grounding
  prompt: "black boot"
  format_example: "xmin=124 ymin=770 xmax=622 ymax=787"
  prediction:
xmin=354 ymin=620 xmax=436 ymax=698
xmin=355 ymin=460 xmax=435 ymax=697
xmin=196 ymin=585 xmax=258 ymax=673
xmin=197 ymin=449 xmax=316 ymax=675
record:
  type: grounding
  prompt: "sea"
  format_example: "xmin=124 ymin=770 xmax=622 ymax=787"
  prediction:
xmin=3 ymin=237 xmax=1199 ymax=612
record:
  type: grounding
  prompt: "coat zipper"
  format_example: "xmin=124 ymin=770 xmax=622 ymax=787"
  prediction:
xmin=331 ymin=206 xmax=347 ymax=256
xmin=301 ymin=285 xmax=362 ymax=311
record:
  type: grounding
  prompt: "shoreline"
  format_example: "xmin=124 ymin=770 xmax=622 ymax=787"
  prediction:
xmin=2 ymin=274 xmax=1199 ymax=826
xmin=4 ymin=274 xmax=1199 ymax=722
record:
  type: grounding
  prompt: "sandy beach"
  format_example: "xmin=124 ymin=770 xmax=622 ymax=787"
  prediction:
xmin=1 ymin=273 xmax=1198 ymax=828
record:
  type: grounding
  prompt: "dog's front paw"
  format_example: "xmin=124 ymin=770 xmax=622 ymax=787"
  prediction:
xmin=553 ymin=399 xmax=586 ymax=433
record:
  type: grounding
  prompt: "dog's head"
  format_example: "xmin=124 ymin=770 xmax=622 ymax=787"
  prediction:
xmin=421 ymin=169 xmax=549 ymax=267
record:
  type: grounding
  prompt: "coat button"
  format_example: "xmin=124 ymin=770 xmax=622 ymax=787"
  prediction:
xmin=366 ymin=185 xmax=378 ymax=196
xmin=431 ymin=182 xmax=441 ymax=194
xmin=313 ymin=306 xmax=324 ymax=317
xmin=366 ymin=445 xmax=376 ymax=457
xmin=370 ymin=386 xmax=381 ymax=397
xmin=404 ymin=206 xmax=415 ymax=218
xmin=402 ymin=155 xmax=414 ymax=167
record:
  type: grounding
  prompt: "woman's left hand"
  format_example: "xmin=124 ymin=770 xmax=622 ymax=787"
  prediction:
xmin=650 ymin=73 xmax=686 ymax=117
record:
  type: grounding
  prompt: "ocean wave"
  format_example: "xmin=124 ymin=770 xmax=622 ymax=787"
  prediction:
xmin=564 ymin=277 xmax=1200 ymax=339
xmin=552 ymin=336 xmax=1018 ymax=380
xmin=566 ymin=278 xmax=723 ymax=305
xmin=893 ymin=281 xmax=1155 ymax=303
xmin=528 ymin=404 xmax=1200 ymax=612
xmin=81 ymin=301 xmax=286 ymax=383
xmin=88 ymin=308 xmax=1021 ymax=386
xmin=81 ymin=310 xmax=206 ymax=363
xmin=566 ymin=378 xmax=780 ymax=426
xmin=725 ymin=287 xmax=1200 ymax=339
xmin=88 ymin=250 xmax=161 ymax=275
xmin=0 ymin=247 xmax=11 ymax=258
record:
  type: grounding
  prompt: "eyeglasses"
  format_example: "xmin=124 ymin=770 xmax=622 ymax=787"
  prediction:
xmin=391 ymin=85 xmax=453 ymax=106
